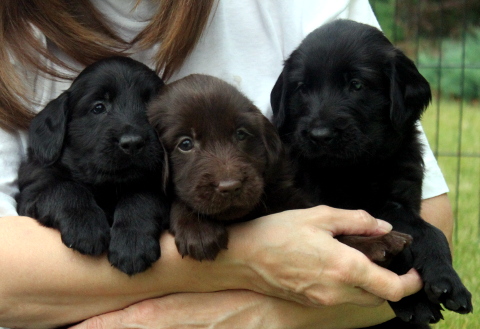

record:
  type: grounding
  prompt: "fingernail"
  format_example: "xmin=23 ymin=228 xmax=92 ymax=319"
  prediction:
xmin=376 ymin=219 xmax=392 ymax=233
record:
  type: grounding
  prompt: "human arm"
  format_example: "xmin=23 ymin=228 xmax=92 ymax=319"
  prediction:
xmin=420 ymin=193 xmax=454 ymax=247
xmin=70 ymin=291 xmax=397 ymax=329
xmin=0 ymin=216 xmax=246 ymax=328
xmin=0 ymin=206 xmax=422 ymax=328
xmin=71 ymin=194 xmax=452 ymax=329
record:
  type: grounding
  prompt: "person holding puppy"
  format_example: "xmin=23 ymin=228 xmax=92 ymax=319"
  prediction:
xmin=0 ymin=0 xmax=452 ymax=328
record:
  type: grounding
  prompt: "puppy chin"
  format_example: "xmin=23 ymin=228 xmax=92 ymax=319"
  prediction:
xmin=179 ymin=181 xmax=264 ymax=221
xmin=184 ymin=197 xmax=258 ymax=221
xmin=212 ymin=205 xmax=256 ymax=221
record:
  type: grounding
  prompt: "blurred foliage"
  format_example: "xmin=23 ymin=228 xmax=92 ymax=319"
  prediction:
xmin=370 ymin=0 xmax=480 ymax=43
xmin=369 ymin=3 xmax=480 ymax=326
xmin=370 ymin=0 xmax=480 ymax=102
xmin=421 ymin=99 xmax=480 ymax=329
xmin=419 ymin=30 xmax=480 ymax=101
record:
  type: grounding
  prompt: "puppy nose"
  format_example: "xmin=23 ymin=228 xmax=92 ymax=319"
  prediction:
xmin=216 ymin=180 xmax=242 ymax=194
xmin=119 ymin=134 xmax=146 ymax=155
xmin=308 ymin=127 xmax=334 ymax=144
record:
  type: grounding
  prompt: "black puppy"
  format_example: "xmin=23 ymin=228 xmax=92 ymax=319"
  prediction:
xmin=271 ymin=20 xmax=472 ymax=328
xmin=17 ymin=56 xmax=169 ymax=275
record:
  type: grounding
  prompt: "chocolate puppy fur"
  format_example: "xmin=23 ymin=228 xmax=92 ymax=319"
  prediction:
xmin=148 ymin=74 xmax=410 ymax=265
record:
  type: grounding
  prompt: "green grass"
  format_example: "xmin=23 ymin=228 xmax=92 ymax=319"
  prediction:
xmin=421 ymin=98 xmax=479 ymax=329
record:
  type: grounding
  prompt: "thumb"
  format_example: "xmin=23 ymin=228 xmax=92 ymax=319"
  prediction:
xmin=311 ymin=205 xmax=392 ymax=237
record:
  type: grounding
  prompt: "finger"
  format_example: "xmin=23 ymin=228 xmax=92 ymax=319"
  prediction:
xmin=69 ymin=311 xmax=123 ymax=329
xmin=311 ymin=205 xmax=392 ymax=236
xmin=355 ymin=264 xmax=423 ymax=302
xmin=343 ymin=287 xmax=386 ymax=307
xmin=286 ymin=284 xmax=386 ymax=308
xmin=399 ymin=268 xmax=424 ymax=297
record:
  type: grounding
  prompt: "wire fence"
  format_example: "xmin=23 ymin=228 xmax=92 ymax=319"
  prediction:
xmin=370 ymin=0 xmax=480 ymax=241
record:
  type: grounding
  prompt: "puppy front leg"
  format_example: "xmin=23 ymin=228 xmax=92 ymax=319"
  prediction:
xmin=170 ymin=201 xmax=228 ymax=261
xmin=108 ymin=189 xmax=169 ymax=275
xmin=20 ymin=179 xmax=110 ymax=256
xmin=380 ymin=203 xmax=473 ymax=323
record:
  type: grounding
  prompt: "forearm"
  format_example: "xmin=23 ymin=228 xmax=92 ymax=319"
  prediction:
xmin=71 ymin=290 xmax=396 ymax=329
xmin=0 ymin=216 xmax=250 ymax=328
xmin=0 ymin=206 xmax=422 ymax=328
xmin=247 ymin=293 xmax=395 ymax=329
xmin=420 ymin=193 xmax=454 ymax=247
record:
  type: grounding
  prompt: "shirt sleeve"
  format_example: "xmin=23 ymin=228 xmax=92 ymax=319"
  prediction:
xmin=0 ymin=26 xmax=50 ymax=217
xmin=416 ymin=123 xmax=450 ymax=199
xmin=0 ymin=129 xmax=28 ymax=217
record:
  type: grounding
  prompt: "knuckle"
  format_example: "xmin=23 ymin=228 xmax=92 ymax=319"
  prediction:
xmin=323 ymin=291 xmax=343 ymax=306
xmin=309 ymin=291 xmax=337 ymax=306
xmin=128 ymin=301 xmax=158 ymax=320
xmin=315 ymin=204 xmax=333 ymax=216
xmin=368 ymin=296 xmax=387 ymax=307
xmin=354 ymin=209 xmax=375 ymax=227
xmin=372 ymin=277 xmax=404 ymax=302
xmin=334 ymin=257 xmax=359 ymax=283
xmin=387 ymin=285 xmax=404 ymax=302
xmin=83 ymin=316 xmax=107 ymax=329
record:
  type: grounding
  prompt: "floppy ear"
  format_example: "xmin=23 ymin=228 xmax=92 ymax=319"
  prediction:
xmin=260 ymin=114 xmax=284 ymax=171
xmin=150 ymin=123 xmax=171 ymax=194
xmin=161 ymin=141 xmax=170 ymax=194
xmin=270 ymin=70 xmax=288 ymax=131
xmin=389 ymin=49 xmax=432 ymax=131
xmin=29 ymin=92 xmax=69 ymax=165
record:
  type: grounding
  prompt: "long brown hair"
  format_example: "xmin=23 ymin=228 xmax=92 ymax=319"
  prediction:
xmin=0 ymin=0 xmax=216 ymax=131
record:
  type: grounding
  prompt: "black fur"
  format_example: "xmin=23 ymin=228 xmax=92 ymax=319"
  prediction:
xmin=271 ymin=19 xmax=472 ymax=328
xmin=17 ymin=56 xmax=170 ymax=275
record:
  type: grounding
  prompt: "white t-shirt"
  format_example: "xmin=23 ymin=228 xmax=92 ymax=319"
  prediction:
xmin=0 ymin=0 xmax=448 ymax=217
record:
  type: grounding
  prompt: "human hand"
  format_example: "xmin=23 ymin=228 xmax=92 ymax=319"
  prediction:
xmin=69 ymin=291 xmax=276 ymax=329
xmin=70 ymin=290 xmax=396 ymax=329
xmin=228 ymin=205 xmax=423 ymax=308
xmin=0 ymin=213 xmax=417 ymax=329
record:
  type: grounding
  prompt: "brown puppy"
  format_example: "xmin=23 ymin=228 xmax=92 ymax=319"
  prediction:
xmin=148 ymin=74 xmax=410 ymax=262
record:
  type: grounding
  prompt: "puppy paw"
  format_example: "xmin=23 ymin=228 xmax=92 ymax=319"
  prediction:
xmin=422 ymin=267 xmax=473 ymax=314
xmin=108 ymin=229 xmax=161 ymax=275
xmin=338 ymin=231 xmax=412 ymax=266
xmin=391 ymin=293 xmax=444 ymax=324
xmin=60 ymin=208 xmax=110 ymax=256
xmin=173 ymin=220 xmax=228 ymax=261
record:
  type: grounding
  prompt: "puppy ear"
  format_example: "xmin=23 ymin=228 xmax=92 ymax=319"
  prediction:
xmin=389 ymin=50 xmax=432 ymax=131
xmin=29 ymin=92 xmax=69 ymax=165
xmin=270 ymin=70 xmax=288 ymax=131
xmin=261 ymin=114 xmax=284 ymax=170
xmin=160 ymin=141 xmax=170 ymax=193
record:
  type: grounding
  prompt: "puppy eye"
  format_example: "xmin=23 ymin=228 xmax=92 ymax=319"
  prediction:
xmin=295 ymin=82 xmax=307 ymax=94
xmin=91 ymin=103 xmax=106 ymax=114
xmin=236 ymin=128 xmax=251 ymax=141
xmin=178 ymin=137 xmax=194 ymax=152
xmin=350 ymin=80 xmax=363 ymax=91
